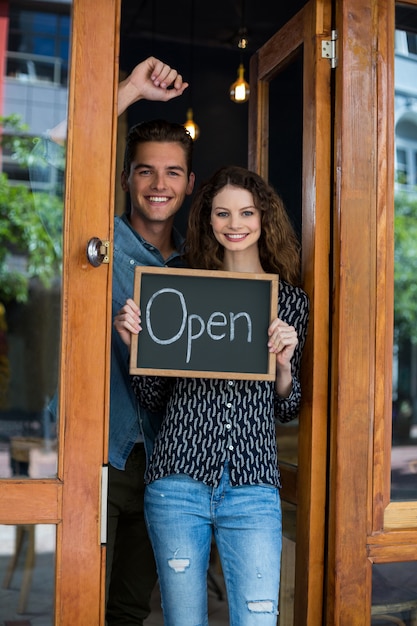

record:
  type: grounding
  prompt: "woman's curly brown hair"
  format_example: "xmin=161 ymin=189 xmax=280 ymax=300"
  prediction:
xmin=185 ymin=165 xmax=301 ymax=285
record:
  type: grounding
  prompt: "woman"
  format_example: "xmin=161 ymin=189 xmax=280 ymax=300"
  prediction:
xmin=114 ymin=165 xmax=309 ymax=626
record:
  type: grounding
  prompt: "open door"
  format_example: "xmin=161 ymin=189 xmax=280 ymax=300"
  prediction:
xmin=248 ymin=1 xmax=332 ymax=623
xmin=0 ymin=0 xmax=120 ymax=622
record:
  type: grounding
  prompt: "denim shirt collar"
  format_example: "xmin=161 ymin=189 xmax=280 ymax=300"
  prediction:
xmin=120 ymin=213 xmax=185 ymax=266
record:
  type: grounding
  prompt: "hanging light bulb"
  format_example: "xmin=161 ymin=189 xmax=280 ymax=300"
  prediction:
xmin=229 ymin=63 xmax=250 ymax=104
xmin=184 ymin=107 xmax=200 ymax=140
xmin=230 ymin=0 xmax=249 ymax=104
xmin=237 ymin=26 xmax=249 ymax=50
xmin=183 ymin=0 xmax=200 ymax=140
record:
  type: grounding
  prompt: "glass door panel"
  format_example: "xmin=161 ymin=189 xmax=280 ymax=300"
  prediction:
xmin=0 ymin=523 xmax=55 ymax=622
xmin=0 ymin=3 xmax=70 ymax=481
xmin=248 ymin=2 xmax=332 ymax=622
xmin=280 ymin=501 xmax=297 ymax=626
xmin=268 ymin=51 xmax=303 ymax=243
xmin=372 ymin=561 xmax=417 ymax=625
xmin=269 ymin=52 xmax=304 ymax=474
xmin=1 ymin=0 xmax=118 ymax=622
xmin=391 ymin=3 xmax=417 ymax=502
xmin=0 ymin=4 xmax=69 ymax=620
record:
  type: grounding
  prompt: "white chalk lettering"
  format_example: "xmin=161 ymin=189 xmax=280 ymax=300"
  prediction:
xmin=230 ymin=312 xmax=252 ymax=341
xmin=145 ymin=289 xmax=253 ymax=363
xmin=146 ymin=288 xmax=187 ymax=344
xmin=207 ymin=312 xmax=227 ymax=340
xmin=186 ymin=314 xmax=205 ymax=363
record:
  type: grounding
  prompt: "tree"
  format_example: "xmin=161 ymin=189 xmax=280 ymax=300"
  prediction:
xmin=394 ymin=190 xmax=417 ymax=344
xmin=0 ymin=114 xmax=63 ymax=304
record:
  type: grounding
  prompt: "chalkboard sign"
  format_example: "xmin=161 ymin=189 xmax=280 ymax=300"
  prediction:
xmin=130 ymin=267 xmax=279 ymax=380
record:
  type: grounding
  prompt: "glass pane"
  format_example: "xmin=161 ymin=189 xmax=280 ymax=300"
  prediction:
xmin=372 ymin=561 xmax=417 ymax=625
xmin=268 ymin=51 xmax=303 ymax=241
xmin=269 ymin=51 xmax=304 ymax=467
xmin=0 ymin=523 xmax=55 ymax=622
xmin=277 ymin=422 xmax=299 ymax=465
xmin=279 ymin=501 xmax=297 ymax=626
xmin=391 ymin=5 xmax=417 ymax=501
xmin=0 ymin=4 xmax=70 ymax=479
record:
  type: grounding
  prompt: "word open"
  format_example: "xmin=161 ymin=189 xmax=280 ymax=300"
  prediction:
xmin=145 ymin=288 xmax=253 ymax=363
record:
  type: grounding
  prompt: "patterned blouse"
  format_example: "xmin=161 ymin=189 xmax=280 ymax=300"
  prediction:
xmin=132 ymin=280 xmax=309 ymax=489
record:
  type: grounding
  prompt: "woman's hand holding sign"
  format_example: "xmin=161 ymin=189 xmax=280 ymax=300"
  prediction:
xmin=268 ymin=317 xmax=299 ymax=398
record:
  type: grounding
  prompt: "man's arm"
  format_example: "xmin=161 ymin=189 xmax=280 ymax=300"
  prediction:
xmin=49 ymin=56 xmax=189 ymax=143
xmin=118 ymin=56 xmax=188 ymax=115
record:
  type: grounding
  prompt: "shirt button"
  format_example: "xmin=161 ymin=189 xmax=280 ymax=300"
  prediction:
xmin=228 ymin=380 xmax=234 ymax=386
xmin=226 ymin=423 xmax=232 ymax=430
xmin=226 ymin=402 xmax=232 ymax=408
xmin=228 ymin=445 xmax=234 ymax=451
xmin=129 ymin=259 xmax=135 ymax=265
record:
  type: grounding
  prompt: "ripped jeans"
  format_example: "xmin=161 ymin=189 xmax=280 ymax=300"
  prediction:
xmin=144 ymin=463 xmax=282 ymax=626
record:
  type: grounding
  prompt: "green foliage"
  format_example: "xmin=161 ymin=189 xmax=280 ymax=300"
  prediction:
xmin=394 ymin=190 xmax=417 ymax=343
xmin=0 ymin=113 xmax=34 ymax=166
xmin=0 ymin=114 xmax=63 ymax=304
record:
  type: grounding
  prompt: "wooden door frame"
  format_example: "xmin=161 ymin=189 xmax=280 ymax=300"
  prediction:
xmin=248 ymin=1 xmax=332 ymax=623
xmin=57 ymin=0 xmax=119 ymax=621
xmin=327 ymin=0 xmax=417 ymax=624
xmin=373 ymin=0 xmax=417 ymax=537
xmin=327 ymin=0 xmax=388 ymax=619
xmin=0 ymin=0 xmax=120 ymax=623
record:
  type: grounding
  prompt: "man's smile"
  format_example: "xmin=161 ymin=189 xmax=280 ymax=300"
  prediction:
xmin=148 ymin=196 xmax=170 ymax=203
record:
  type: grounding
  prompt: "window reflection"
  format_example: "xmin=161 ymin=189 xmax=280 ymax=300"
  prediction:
xmin=0 ymin=3 xmax=69 ymax=479
xmin=7 ymin=7 xmax=70 ymax=85
xmin=0 ymin=524 xmax=55 ymax=621
xmin=372 ymin=561 xmax=417 ymax=625
xmin=392 ymin=8 xmax=417 ymax=501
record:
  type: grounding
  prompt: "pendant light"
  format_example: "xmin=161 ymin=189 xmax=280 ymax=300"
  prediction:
xmin=183 ymin=0 xmax=200 ymax=140
xmin=229 ymin=1 xmax=250 ymax=104
xmin=184 ymin=107 xmax=200 ymax=140
xmin=229 ymin=63 xmax=250 ymax=103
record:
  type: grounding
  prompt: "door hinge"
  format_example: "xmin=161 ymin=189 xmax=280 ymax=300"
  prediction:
xmin=100 ymin=465 xmax=108 ymax=545
xmin=321 ymin=30 xmax=338 ymax=68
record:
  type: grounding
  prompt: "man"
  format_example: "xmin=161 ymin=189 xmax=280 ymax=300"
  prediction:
xmin=106 ymin=106 xmax=195 ymax=626
xmin=44 ymin=57 xmax=195 ymax=625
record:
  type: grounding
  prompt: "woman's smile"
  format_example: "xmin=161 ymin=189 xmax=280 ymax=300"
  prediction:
xmin=223 ymin=232 xmax=249 ymax=241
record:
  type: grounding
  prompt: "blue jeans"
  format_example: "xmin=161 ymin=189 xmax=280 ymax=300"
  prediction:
xmin=144 ymin=463 xmax=282 ymax=626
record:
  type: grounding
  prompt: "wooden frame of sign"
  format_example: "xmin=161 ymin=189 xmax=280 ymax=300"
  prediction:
xmin=129 ymin=267 xmax=279 ymax=380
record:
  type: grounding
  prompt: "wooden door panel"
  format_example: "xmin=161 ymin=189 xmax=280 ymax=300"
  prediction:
xmin=55 ymin=0 xmax=119 ymax=621
xmin=0 ymin=0 xmax=120 ymax=623
xmin=248 ymin=1 xmax=332 ymax=623
xmin=327 ymin=0 xmax=417 ymax=623
xmin=0 ymin=482 xmax=61 ymax=523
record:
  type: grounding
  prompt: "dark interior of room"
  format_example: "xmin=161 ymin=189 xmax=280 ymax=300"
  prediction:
xmin=118 ymin=0 xmax=307 ymax=235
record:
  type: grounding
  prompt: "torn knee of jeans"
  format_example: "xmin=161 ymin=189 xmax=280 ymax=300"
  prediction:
xmin=167 ymin=558 xmax=190 ymax=573
xmin=247 ymin=600 xmax=276 ymax=614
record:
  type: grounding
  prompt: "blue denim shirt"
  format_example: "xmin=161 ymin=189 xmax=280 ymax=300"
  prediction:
xmin=110 ymin=214 xmax=185 ymax=469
